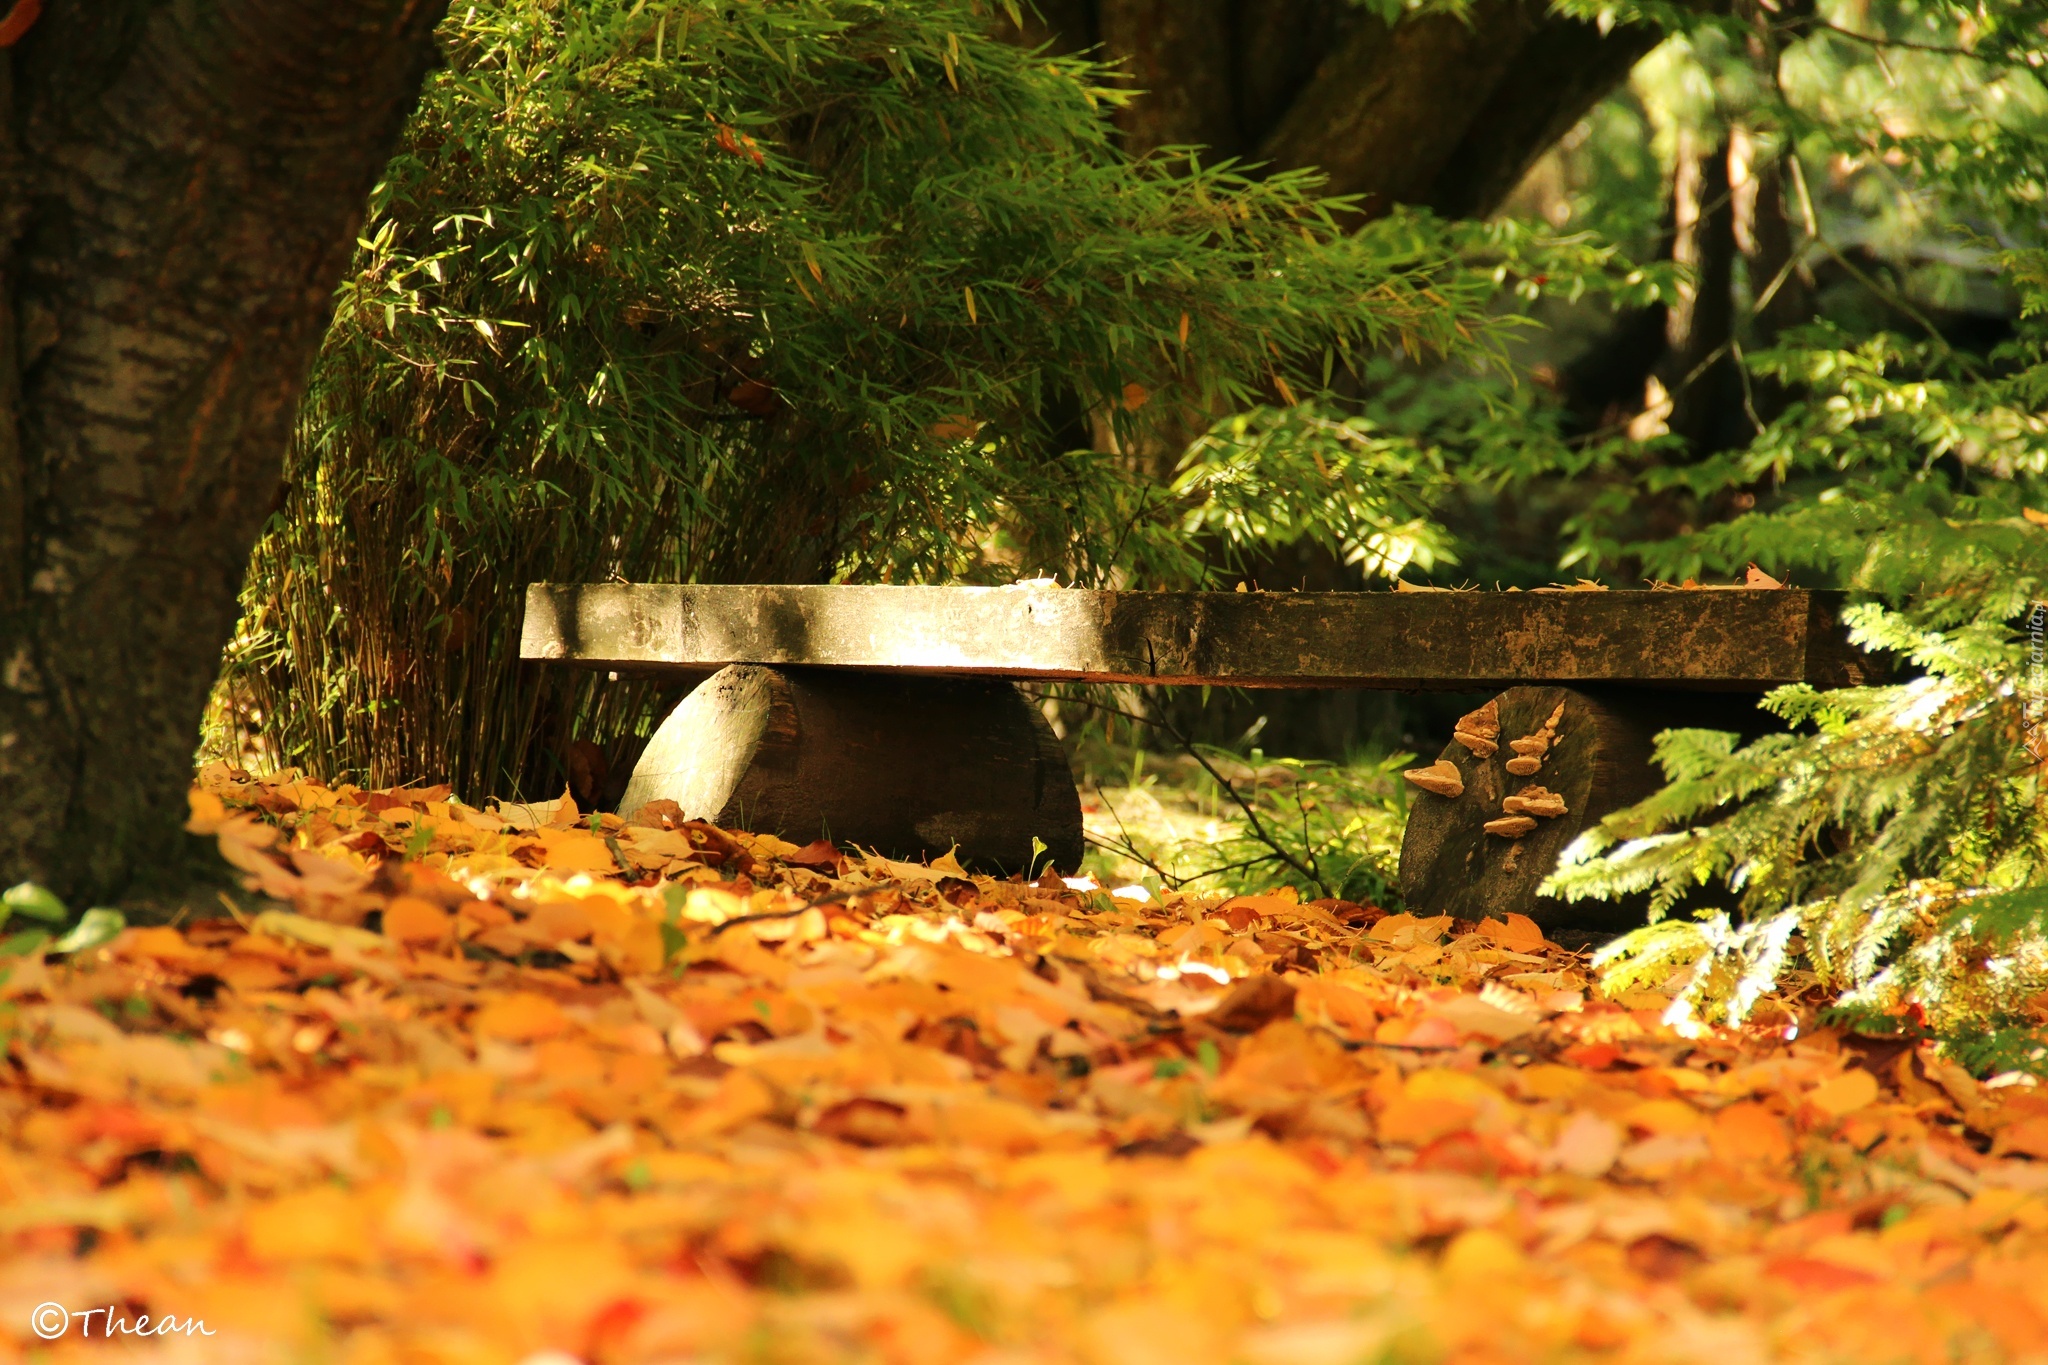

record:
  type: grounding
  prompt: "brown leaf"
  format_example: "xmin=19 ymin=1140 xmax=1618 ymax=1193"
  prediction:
xmin=1207 ymin=974 xmax=1298 ymax=1033
xmin=1626 ymin=1234 xmax=1704 ymax=1282
xmin=784 ymin=838 xmax=848 ymax=874
xmin=930 ymin=413 xmax=982 ymax=441
xmin=628 ymin=798 xmax=685 ymax=829
xmin=725 ymin=377 xmax=777 ymax=414
xmin=813 ymin=1097 xmax=912 ymax=1147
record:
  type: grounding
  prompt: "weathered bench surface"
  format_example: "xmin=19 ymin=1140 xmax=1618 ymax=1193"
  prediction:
xmin=523 ymin=583 xmax=1871 ymax=690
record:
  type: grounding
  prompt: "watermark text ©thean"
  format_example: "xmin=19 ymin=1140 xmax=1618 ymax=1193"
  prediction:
xmin=30 ymin=1302 xmax=215 ymax=1340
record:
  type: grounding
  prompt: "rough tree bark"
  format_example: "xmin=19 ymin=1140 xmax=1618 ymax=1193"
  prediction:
xmin=1009 ymin=0 xmax=1665 ymax=220
xmin=0 ymin=0 xmax=450 ymax=908
xmin=1662 ymin=131 xmax=1743 ymax=457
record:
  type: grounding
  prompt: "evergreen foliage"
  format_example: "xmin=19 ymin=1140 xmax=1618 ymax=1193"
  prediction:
xmin=1481 ymin=2 xmax=2048 ymax=1069
xmin=1548 ymin=238 xmax=2048 ymax=1066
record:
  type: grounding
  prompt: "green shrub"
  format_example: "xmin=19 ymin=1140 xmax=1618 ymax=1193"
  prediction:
xmin=217 ymin=0 xmax=1503 ymax=799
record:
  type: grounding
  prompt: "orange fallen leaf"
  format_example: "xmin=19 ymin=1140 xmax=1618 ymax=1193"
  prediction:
xmin=1711 ymin=1101 xmax=1793 ymax=1165
xmin=381 ymin=895 xmax=451 ymax=945
xmin=472 ymin=991 xmax=572 ymax=1042
xmin=1477 ymin=912 xmax=1546 ymax=951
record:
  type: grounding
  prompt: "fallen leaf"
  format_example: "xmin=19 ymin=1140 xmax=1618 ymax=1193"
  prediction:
xmin=1807 ymin=1068 xmax=1880 ymax=1118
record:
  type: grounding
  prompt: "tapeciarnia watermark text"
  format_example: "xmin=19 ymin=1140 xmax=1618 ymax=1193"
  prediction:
xmin=30 ymin=1302 xmax=214 ymax=1340
xmin=2029 ymin=602 xmax=2047 ymax=761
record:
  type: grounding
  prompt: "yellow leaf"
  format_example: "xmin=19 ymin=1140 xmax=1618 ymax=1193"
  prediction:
xmin=245 ymin=1185 xmax=371 ymax=1263
xmin=1710 ymin=1101 xmax=1792 ymax=1164
xmin=1428 ymin=994 xmax=1537 ymax=1041
xmin=253 ymin=911 xmax=386 ymax=955
xmin=1621 ymin=1097 xmax=1709 ymax=1137
xmin=1440 ymin=1227 xmax=1525 ymax=1283
xmin=1807 ymin=1067 xmax=1880 ymax=1118
xmin=963 ymin=284 xmax=978 ymax=323
xmin=528 ymin=827 xmax=619 ymax=872
xmin=185 ymin=787 xmax=229 ymax=834
xmin=1375 ymin=1094 xmax=1474 ymax=1145
xmin=600 ymin=918 xmax=666 ymax=976
xmin=679 ymin=1068 xmax=776 ymax=1137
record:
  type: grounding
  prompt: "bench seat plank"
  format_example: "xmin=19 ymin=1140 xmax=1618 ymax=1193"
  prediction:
xmin=522 ymin=583 xmax=1871 ymax=690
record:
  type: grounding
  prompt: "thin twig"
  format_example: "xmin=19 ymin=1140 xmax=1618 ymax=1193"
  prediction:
xmin=1082 ymin=826 xmax=1174 ymax=880
xmin=1810 ymin=20 xmax=2036 ymax=69
xmin=1039 ymin=689 xmax=1330 ymax=896
xmin=704 ymin=880 xmax=902 ymax=936
xmin=1087 ymin=785 xmax=1188 ymax=890
xmin=1294 ymin=780 xmax=1321 ymax=887
xmin=1080 ymin=828 xmax=1274 ymax=891
xmin=1813 ymin=238 xmax=1979 ymax=376
xmin=1732 ymin=338 xmax=1766 ymax=437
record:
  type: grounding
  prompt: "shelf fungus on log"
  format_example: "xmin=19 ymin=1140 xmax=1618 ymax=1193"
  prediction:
xmin=1403 ymin=759 xmax=1465 ymax=798
xmin=1452 ymin=699 xmax=1500 ymax=757
xmin=1502 ymin=785 xmax=1568 ymax=819
xmin=1399 ymin=686 xmax=1777 ymax=927
xmin=1502 ymin=700 xmax=1567 ymax=776
xmin=1484 ymin=815 xmax=1539 ymax=838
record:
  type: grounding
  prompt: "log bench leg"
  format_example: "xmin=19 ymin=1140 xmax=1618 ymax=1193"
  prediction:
xmin=1397 ymin=686 xmax=1771 ymax=932
xmin=615 ymin=665 xmax=1085 ymax=876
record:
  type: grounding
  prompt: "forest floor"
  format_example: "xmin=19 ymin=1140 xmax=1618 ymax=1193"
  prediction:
xmin=4 ymin=768 xmax=2048 ymax=1363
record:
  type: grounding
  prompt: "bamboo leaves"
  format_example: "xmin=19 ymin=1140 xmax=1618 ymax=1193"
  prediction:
xmin=220 ymin=0 xmax=1502 ymax=798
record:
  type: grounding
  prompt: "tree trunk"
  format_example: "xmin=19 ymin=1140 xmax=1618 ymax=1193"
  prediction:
xmin=1662 ymin=131 xmax=1744 ymax=456
xmin=0 ymin=0 xmax=448 ymax=909
xmin=1009 ymin=0 xmax=1665 ymax=220
xmin=1743 ymin=152 xmax=1812 ymax=429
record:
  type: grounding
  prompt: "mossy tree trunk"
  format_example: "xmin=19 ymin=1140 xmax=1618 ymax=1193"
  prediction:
xmin=0 ymin=0 xmax=447 ymax=907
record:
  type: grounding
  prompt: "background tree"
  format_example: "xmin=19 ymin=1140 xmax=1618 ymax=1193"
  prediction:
xmin=0 ymin=0 xmax=449 ymax=908
xmin=1007 ymin=0 xmax=1667 ymax=221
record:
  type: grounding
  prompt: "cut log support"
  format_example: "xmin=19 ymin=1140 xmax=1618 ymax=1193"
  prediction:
xmin=617 ymin=666 xmax=1084 ymax=876
xmin=1397 ymin=686 xmax=1770 ymax=930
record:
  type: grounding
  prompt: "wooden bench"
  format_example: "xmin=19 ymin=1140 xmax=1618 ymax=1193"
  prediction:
xmin=521 ymin=584 xmax=1876 ymax=924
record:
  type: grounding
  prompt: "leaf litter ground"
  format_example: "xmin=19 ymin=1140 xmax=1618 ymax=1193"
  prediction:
xmin=6 ymin=767 xmax=2048 ymax=1363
